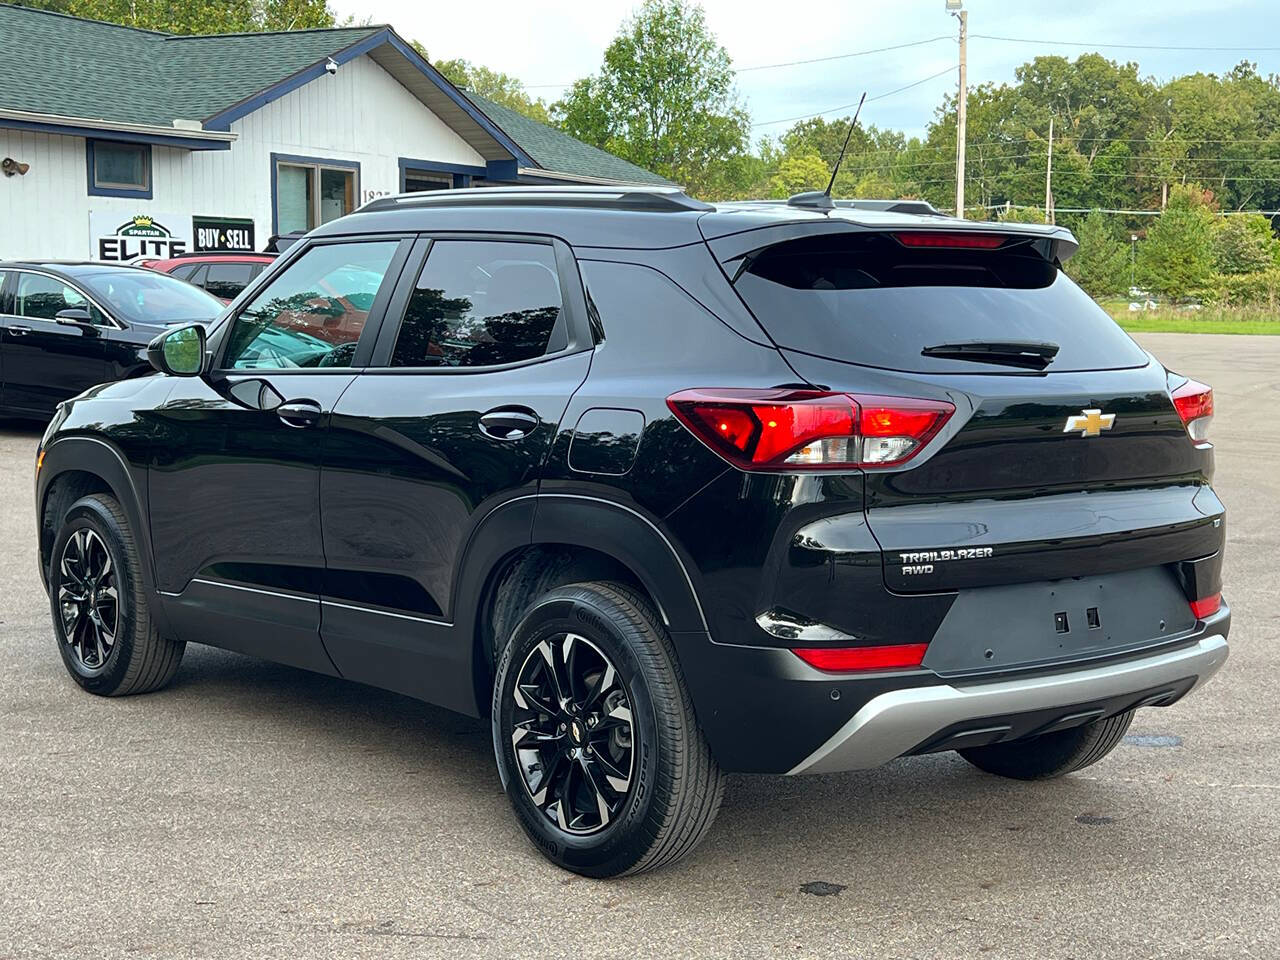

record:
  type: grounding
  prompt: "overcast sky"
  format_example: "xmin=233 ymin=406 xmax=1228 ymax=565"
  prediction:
xmin=331 ymin=0 xmax=1280 ymax=142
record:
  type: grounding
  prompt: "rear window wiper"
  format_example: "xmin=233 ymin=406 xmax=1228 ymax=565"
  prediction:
xmin=920 ymin=340 xmax=1059 ymax=370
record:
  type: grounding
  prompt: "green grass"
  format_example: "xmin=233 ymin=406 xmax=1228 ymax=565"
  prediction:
xmin=1102 ymin=302 xmax=1280 ymax=335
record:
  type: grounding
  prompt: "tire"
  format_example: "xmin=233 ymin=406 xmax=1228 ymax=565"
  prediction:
xmin=47 ymin=493 xmax=184 ymax=696
xmin=958 ymin=709 xmax=1135 ymax=780
xmin=491 ymin=581 xmax=723 ymax=877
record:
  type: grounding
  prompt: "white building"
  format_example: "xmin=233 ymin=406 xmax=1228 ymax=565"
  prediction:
xmin=0 ymin=5 xmax=668 ymax=262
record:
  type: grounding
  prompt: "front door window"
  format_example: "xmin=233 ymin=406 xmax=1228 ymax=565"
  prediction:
xmin=222 ymin=241 xmax=398 ymax=370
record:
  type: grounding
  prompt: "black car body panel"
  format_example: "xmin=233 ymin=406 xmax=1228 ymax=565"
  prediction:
xmin=35 ymin=188 xmax=1230 ymax=776
xmin=0 ymin=260 xmax=224 ymax=419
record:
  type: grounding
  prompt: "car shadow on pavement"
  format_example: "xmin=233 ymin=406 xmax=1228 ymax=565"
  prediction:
xmin=161 ymin=642 xmax=1124 ymax=888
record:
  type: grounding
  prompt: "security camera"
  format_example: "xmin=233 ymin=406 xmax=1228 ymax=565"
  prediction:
xmin=325 ymin=57 xmax=338 ymax=76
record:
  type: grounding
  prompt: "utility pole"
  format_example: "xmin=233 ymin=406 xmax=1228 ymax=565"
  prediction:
xmin=947 ymin=0 xmax=968 ymax=218
xmin=1045 ymin=117 xmax=1054 ymax=224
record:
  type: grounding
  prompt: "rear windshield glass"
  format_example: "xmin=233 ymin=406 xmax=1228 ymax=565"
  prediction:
xmin=78 ymin=269 xmax=224 ymax=326
xmin=733 ymin=232 xmax=1148 ymax=373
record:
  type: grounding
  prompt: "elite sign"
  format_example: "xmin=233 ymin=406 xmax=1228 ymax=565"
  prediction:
xmin=90 ymin=212 xmax=188 ymax=261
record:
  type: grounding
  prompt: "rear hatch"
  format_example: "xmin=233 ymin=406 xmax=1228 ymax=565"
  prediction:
xmin=716 ymin=222 xmax=1224 ymax=669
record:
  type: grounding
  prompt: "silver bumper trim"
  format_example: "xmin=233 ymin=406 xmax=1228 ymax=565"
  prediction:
xmin=787 ymin=635 xmax=1229 ymax=776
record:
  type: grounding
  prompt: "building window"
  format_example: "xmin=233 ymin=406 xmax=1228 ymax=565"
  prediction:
xmin=87 ymin=140 xmax=152 ymax=198
xmin=272 ymin=154 xmax=358 ymax=235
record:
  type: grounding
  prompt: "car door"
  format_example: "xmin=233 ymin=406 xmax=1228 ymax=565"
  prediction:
xmin=317 ymin=235 xmax=593 ymax=710
xmin=148 ymin=235 xmax=413 ymax=673
xmin=0 ymin=270 xmax=112 ymax=416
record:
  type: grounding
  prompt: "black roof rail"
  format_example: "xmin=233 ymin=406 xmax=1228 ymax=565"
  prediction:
xmin=357 ymin=185 xmax=713 ymax=214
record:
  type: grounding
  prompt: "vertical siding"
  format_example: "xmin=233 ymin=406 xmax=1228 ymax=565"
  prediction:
xmin=0 ymin=53 xmax=490 ymax=259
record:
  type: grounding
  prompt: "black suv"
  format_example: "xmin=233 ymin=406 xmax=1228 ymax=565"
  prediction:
xmin=35 ymin=187 xmax=1229 ymax=877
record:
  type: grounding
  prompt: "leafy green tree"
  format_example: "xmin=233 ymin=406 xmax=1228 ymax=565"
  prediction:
xmin=1211 ymin=213 xmax=1279 ymax=274
xmin=430 ymin=56 xmax=551 ymax=123
xmin=552 ymin=0 xmax=749 ymax=197
xmin=13 ymin=0 xmax=339 ymax=32
xmin=1065 ymin=212 xmax=1131 ymax=298
xmin=766 ymin=154 xmax=828 ymax=198
xmin=1136 ymin=184 xmax=1218 ymax=298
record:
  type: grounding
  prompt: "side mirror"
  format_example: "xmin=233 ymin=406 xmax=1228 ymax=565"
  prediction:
xmin=55 ymin=307 xmax=98 ymax=335
xmin=147 ymin=323 xmax=207 ymax=377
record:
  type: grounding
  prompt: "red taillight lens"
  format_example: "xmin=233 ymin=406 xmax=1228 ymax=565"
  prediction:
xmin=667 ymin=389 xmax=954 ymax=471
xmin=1171 ymin=378 xmax=1213 ymax=444
xmin=894 ymin=232 xmax=1007 ymax=249
xmin=1189 ymin=592 xmax=1221 ymax=619
xmin=792 ymin=643 xmax=929 ymax=672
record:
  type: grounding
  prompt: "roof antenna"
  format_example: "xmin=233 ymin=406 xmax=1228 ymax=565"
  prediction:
xmin=788 ymin=91 xmax=867 ymax=213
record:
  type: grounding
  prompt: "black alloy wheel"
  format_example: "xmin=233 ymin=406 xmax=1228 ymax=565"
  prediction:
xmin=510 ymin=632 xmax=635 ymax=835
xmin=57 ymin=528 xmax=119 ymax=673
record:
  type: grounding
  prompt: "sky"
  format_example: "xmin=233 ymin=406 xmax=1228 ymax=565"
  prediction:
xmin=330 ymin=0 xmax=1280 ymax=143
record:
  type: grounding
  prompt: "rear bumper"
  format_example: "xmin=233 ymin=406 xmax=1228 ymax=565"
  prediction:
xmin=786 ymin=633 xmax=1228 ymax=775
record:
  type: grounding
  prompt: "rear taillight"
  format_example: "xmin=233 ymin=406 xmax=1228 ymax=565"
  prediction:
xmin=666 ymin=389 xmax=955 ymax=471
xmin=792 ymin=643 xmax=929 ymax=672
xmin=1171 ymin=378 xmax=1213 ymax=445
xmin=1189 ymin=592 xmax=1221 ymax=619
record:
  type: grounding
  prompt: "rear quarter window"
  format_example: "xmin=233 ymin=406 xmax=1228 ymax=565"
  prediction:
xmin=733 ymin=232 xmax=1148 ymax=373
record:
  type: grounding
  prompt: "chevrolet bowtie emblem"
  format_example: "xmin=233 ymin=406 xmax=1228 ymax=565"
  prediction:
xmin=1063 ymin=408 xmax=1116 ymax=437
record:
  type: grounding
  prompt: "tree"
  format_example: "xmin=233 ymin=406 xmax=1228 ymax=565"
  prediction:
xmin=766 ymin=154 xmax=828 ymax=198
xmin=429 ymin=55 xmax=551 ymax=123
xmin=13 ymin=0 xmax=339 ymax=33
xmin=1212 ymin=213 xmax=1280 ymax=274
xmin=1136 ymin=184 xmax=1218 ymax=298
xmin=1065 ymin=212 xmax=1131 ymax=298
xmin=552 ymin=0 xmax=749 ymax=197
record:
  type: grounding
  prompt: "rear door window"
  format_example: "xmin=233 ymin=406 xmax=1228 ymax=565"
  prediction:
xmin=390 ymin=240 xmax=564 ymax=368
xmin=733 ymin=232 xmax=1148 ymax=373
xmin=204 ymin=262 xmax=254 ymax=300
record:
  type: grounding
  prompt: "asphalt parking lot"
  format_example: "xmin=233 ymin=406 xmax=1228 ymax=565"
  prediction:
xmin=1 ymin=332 xmax=1276 ymax=960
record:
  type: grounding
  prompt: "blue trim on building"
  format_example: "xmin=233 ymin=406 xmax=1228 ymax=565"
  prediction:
xmin=0 ymin=117 xmax=230 ymax=151
xmin=398 ymin=157 xmax=486 ymax=191
xmin=269 ymin=152 xmax=361 ymax=237
xmin=380 ymin=33 xmax=535 ymax=169
xmin=484 ymin=159 xmax=519 ymax=182
xmin=203 ymin=30 xmax=391 ymax=132
xmin=86 ymin=139 xmax=154 ymax=199
xmin=201 ymin=28 xmax=537 ymax=171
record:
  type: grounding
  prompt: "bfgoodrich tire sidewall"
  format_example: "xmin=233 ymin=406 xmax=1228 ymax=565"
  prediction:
xmin=493 ymin=593 xmax=664 ymax=876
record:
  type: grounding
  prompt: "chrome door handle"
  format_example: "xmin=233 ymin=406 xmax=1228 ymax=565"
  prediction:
xmin=8 ymin=324 xmax=31 ymax=336
xmin=276 ymin=399 xmax=324 ymax=428
xmin=478 ymin=408 xmax=539 ymax=440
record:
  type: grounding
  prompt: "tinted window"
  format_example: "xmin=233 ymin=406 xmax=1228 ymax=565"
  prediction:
xmin=77 ymin=269 xmax=223 ymax=325
xmin=391 ymin=240 xmax=562 ymax=368
xmin=734 ymin=233 xmax=1148 ymax=373
xmin=204 ymin=262 xmax=254 ymax=300
xmin=92 ymin=141 xmax=148 ymax=191
xmin=223 ymin=241 xmax=398 ymax=370
xmin=14 ymin=273 xmax=108 ymax=325
xmin=170 ymin=263 xmax=202 ymax=281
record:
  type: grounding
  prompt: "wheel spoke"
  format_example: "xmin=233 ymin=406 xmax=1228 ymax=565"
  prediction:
xmin=511 ymin=719 xmax=561 ymax=750
xmin=578 ymin=755 xmax=613 ymax=827
xmin=582 ymin=661 xmax=616 ymax=711
xmin=92 ymin=619 xmax=107 ymax=665
xmin=590 ymin=748 xmax=631 ymax=794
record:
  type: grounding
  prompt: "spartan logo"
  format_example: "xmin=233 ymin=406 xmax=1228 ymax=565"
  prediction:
xmin=97 ymin=215 xmax=187 ymax=261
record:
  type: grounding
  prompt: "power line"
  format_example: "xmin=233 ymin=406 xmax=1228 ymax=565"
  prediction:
xmin=521 ymin=35 xmax=953 ymax=89
xmin=971 ymin=33 xmax=1280 ymax=52
xmin=751 ymin=65 xmax=956 ymax=128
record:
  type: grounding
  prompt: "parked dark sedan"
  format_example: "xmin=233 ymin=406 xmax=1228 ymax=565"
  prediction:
xmin=0 ymin=261 xmax=225 ymax=419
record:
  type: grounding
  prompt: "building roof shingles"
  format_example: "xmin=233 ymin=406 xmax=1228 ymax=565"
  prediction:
xmin=0 ymin=3 xmax=665 ymax=184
